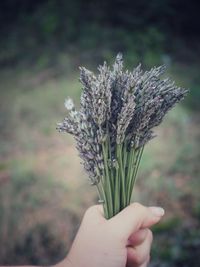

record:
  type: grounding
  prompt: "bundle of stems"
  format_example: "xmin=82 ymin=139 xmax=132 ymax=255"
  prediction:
xmin=57 ymin=54 xmax=188 ymax=219
xmin=97 ymin=135 xmax=145 ymax=219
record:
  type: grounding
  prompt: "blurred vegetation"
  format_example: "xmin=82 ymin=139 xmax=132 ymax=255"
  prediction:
xmin=0 ymin=0 xmax=200 ymax=266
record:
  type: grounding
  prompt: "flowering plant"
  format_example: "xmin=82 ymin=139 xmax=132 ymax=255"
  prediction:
xmin=57 ymin=54 xmax=188 ymax=219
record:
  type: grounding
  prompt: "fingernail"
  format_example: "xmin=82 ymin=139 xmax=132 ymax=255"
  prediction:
xmin=149 ymin=207 xmax=165 ymax=217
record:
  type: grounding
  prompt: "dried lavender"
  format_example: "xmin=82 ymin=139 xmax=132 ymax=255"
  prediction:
xmin=57 ymin=54 xmax=188 ymax=219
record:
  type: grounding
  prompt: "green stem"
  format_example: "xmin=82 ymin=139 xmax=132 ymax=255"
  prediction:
xmin=107 ymin=132 xmax=114 ymax=194
xmin=128 ymin=146 xmax=144 ymax=203
xmin=117 ymin=143 xmax=126 ymax=210
xmin=114 ymin=160 xmax=120 ymax=215
xmin=126 ymin=147 xmax=136 ymax=205
xmin=98 ymin=132 xmax=144 ymax=219
xmin=96 ymin=180 xmax=109 ymax=219
xmin=102 ymin=140 xmax=113 ymax=218
xmin=132 ymin=146 xmax=144 ymax=186
xmin=123 ymin=140 xmax=128 ymax=169
xmin=127 ymin=148 xmax=140 ymax=203
xmin=96 ymin=183 xmax=102 ymax=202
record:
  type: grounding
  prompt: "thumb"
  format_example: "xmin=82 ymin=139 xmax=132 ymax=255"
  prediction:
xmin=108 ymin=202 xmax=164 ymax=240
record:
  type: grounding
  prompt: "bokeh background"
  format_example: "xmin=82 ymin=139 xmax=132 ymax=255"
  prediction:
xmin=0 ymin=0 xmax=200 ymax=266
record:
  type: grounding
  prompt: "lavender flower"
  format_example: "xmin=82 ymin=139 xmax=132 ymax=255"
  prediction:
xmin=57 ymin=54 xmax=188 ymax=219
xmin=64 ymin=98 xmax=74 ymax=110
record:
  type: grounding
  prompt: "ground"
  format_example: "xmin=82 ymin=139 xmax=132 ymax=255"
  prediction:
xmin=0 ymin=59 xmax=200 ymax=266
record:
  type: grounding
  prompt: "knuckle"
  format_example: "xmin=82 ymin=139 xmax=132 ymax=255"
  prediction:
xmin=134 ymin=252 xmax=147 ymax=265
xmin=129 ymin=244 xmax=151 ymax=265
xmin=133 ymin=252 xmax=142 ymax=265
xmin=131 ymin=202 xmax=143 ymax=210
xmin=129 ymin=249 xmax=147 ymax=265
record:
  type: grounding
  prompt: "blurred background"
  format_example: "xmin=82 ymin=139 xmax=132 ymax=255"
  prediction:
xmin=0 ymin=0 xmax=200 ymax=266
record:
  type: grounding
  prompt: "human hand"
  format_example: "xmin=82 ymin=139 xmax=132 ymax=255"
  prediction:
xmin=58 ymin=203 xmax=164 ymax=267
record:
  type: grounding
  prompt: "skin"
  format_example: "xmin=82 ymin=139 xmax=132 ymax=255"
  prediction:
xmin=57 ymin=202 xmax=165 ymax=267
xmin=0 ymin=202 xmax=164 ymax=267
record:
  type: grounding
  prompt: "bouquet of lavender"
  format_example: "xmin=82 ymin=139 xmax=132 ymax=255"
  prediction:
xmin=57 ymin=54 xmax=188 ymax=219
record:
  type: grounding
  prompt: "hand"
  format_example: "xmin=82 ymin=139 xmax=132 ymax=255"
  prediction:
xmin=57 ymin=202 xmax=164 ymax=267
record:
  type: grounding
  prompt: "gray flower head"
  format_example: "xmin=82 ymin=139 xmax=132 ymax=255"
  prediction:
xmin=57 ymin=53 xmax=188 ymax=184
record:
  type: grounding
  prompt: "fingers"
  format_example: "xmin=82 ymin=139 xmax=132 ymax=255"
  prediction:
xmin=127 ymin=228 xmax=148 ymax=246
xmin=108 ymin=202 xmax=164 ymax=240
xmin=126 ymin=229 xmax=153 ymax=267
